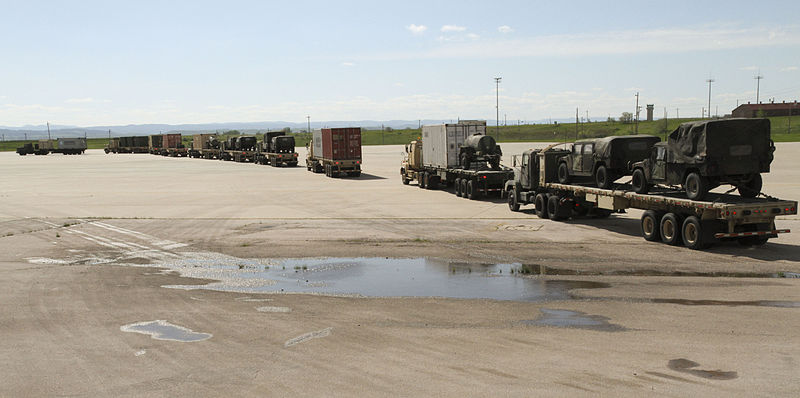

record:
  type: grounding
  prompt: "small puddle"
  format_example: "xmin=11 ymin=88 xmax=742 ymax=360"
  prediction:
xmin=521 ymin=308 xmax=625 ymax=331
xmin=163 ymin=257 xmax=608 ymax=302
xmin=120 ymin=320 xmax=212 ymax=342
xmin=667 ymin=358 xmax=738 ymax=380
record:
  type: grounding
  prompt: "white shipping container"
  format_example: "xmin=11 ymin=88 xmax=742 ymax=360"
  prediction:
xmin=312 ymin=129 xmax=323 ymax=158
xmin=422 ymin=121 xmax=486 ymax=168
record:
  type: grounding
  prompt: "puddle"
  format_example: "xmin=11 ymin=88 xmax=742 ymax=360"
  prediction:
xmin=161 ymin=257 xmax=608 ymax=302
xmin=652 ymin=298 xmax=800 ymax=308
xmin=521 ymin=308 xmax=625 ymax=331
xmin=120 ymin=320 xmax=212 ymax=342
xmin=668 ymin=358 xmax=738 ymax=380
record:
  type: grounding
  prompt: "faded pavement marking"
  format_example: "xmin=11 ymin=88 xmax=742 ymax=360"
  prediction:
xmin=284 ymin=327 xmax=333 ymax=347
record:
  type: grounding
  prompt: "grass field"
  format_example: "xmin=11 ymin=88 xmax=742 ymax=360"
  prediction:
xmin=3 ymin=116 xmax=799 ymax=152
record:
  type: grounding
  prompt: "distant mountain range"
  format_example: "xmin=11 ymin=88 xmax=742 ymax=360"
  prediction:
xmin=0 ymin=118 xmax=571 ymax=140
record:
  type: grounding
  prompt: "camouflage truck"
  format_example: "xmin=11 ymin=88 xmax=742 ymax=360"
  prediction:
xmin=630 ymin=118 xmax=775 ymax=201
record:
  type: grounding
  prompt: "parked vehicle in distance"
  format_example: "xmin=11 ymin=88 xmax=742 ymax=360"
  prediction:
xmin=306 ymin=127 xmax=362 ymax=177
xmin=630 ymin=118 xmax=775 ymax=200
xmin=256 ymin=132 xmax=298 ymax=167
xmin=16 ymin=141 xmax=51 ymax=156
xmin=402 ymin=121 xmax=513 ymax=199
xmin=557 ymin=135 xmax=661 ymax=189
xmin=148 ymin=135 xmax=163 ymax=154
xmin=188 ymin=133 xmax=220 ymax=159
xmin=106 ymin=136 xmax=149 ymax=154
xmin=54 ymin=137 xmax=87 ymax=155
xmin=162 ymin=133 xmax=187 ymax=157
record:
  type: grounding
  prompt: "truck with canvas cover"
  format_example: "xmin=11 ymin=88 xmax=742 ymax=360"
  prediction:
xmin=220 ymin=135 xmax=257 ymax=162
xmin=402 ymin=121 xmax=513 ymax=200
xmin=557 ymin=135 xmax=660 ymax=189
xmin=505 ymin=141 xmax=795 ymax=249
xmin=16 ymin=141 xmax=51 ymax=156
xmin=55 ymin=137 xmax=87 ymax=154
xmin=106 ymin=136 xmax=149 ymax=154
xmin=630 ymin=118 xmax=775 ymax=200
xmin=306 ymin=127 xmax=362 ymax=177
xmin=256 ymin=132 xmax=298 ymax=167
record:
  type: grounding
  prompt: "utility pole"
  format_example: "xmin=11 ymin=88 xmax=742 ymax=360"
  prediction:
xmin=755 ymin=73 xmax=763 ymax=103
xmin=676 ymin=108 xmax=679 ymax=119
xmin=706 ymin=78 xmax=714 ymax=119
xmin=585 ymin=109 xmax=589 ymax=123
xmin=494 ymin=76 xmax=502 ymax=138
xmin=306 ymin=115 xmax=310 ymax=133
xmin=702 ymin=107 xmax=705 ymax=118
xmin=663 ymin=107 xmax=668 ymax=140
xmin=47 ymin=122 xmax=51 ymax=140
xmin=575 ymin=107 xmax=579 ymax=141
xmin=634 ymin=92 xmax=640 ymax=134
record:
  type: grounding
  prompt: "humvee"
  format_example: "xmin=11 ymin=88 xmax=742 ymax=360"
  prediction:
xmin=630 ymin=118 xmax=775 ymax=201
xmin=557 ymin=135 xmax=661 ymax=188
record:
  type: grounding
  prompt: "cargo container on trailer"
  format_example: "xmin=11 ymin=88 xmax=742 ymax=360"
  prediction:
xmin=306 ymin=127 xmax=362 ymax=177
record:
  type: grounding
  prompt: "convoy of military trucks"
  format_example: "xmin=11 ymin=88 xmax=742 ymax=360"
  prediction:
xmin=11 ymin=117 xmax=797 ymax=250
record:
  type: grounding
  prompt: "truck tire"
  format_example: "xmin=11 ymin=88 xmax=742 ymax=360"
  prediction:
xmin=682 ymin=216 xmax=712 ymax=250
xmin=631 ymin=168 xmax=649 ymax=194
xmin=660 ymin=213 xmax=683 ymax=246
xmin=419 ymin=172 xmax=427 ymax=189
xmin=466 ymin=180 xmax=476 ymax=200
xmin=425 ymin=173 xmax=434 ymax=190
xmin=402 ymin=175 xmax=410 ymax=185
xmin=508 ymin=188 xmax=520 ymax=212
xmin=595 ymin=165 xmax=611 ymax=189
xmin=547 ymin=195 xmax=568 ymax=221
xmin=557 ymin=162 xmax=570 ymax=184
xmin=460 ymin=179 xmax=468 ymax=198
xmin=738 ymin=174 xmax=762 ymax=198
xmin=428 ymin=175 xmax=439 ymax=189
xmin=640 ymin=210 xmax=661 ymax=241
xmin=684 ymin=172 xmax=708 ymax=201
xmin=455 ymin=178 xmax=462 ymax=197
xmin=535 ymin=194 xmax=549 ymax=219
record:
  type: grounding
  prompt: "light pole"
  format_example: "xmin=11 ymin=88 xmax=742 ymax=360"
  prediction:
xmin=494 ymin=77 xmax=502 ymax=138
xmin=706 ymin=78 xmax=714 ymax=119
xmin=755 ymin=73 xmax=763 ymax=103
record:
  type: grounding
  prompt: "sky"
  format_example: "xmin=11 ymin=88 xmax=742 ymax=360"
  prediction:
xmin=1 ymin=0 xmax=799 ymax=127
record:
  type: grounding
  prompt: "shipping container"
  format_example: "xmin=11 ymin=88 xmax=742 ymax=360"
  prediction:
xmin=133 ymin=136 xmax=149 ymax=147
xmin=422 ymin=121 xmax=486 ymax=169
xmin=55 ymin=138 xmax=87 ymax=154
xmin=322 ymin=127 xmax=362 ymax=161
xmin=163 ymin=133 xmax=182 ymax=149
xmin=306 ymin=127 xmax=362 ymax=177
xmin=192 ymin=134 xmax=216 ymax=150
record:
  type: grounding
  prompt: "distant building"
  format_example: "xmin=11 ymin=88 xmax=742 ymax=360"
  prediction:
xmin=731 ymin=101 xmax=800 ymax=118
xmin=646 ymin=104 xmax=654 ymax=121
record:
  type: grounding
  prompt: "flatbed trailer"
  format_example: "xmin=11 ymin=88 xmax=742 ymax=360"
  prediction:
xmin=220 ymin=149 xmax=257 ymax=163
xmin=255 ymin=151 xmax=299 ymax=167
xmin=505 ymin=147 xmax=796 ymax=249
xmin=188 ymin=148 xmax=221 ymax=159
xmin=411 ymin=164 xmax=514 ymax=200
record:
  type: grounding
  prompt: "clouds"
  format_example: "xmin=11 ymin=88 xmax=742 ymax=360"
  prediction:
xmin=498 ymin=25 xmax=513 ymax=34
xmin=441 ymin=25 xmax=466 ymax=33
xmin=341 ymin=62 xmax=356 ymax=67
xmin=65 ymin=97 xmax=111 ymax=104
xmin=780 ymin=66 xmax=798 ymax=72
xmin=406 ymin=24 xmax=427 ymax=35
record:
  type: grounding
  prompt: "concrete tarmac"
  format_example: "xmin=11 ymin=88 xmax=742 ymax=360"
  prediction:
xmin=1 ymin=143 xmax=799 ymax=396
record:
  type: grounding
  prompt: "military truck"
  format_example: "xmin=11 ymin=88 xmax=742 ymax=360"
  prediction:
xmin=148 ymin=135 xmax=163 ymax=154
xmin=630 ymin=118 xmax=775 ymax=201
xmin=162 ymin=133 xmax=187 ymax=157
xmin=401 ymin=121 xmax=513 ymax=199
xmin=505 ymin=144 xmax=796 ymax=249
xmin=16 ymin=140 xmax=52 ymax=156
xmin=53 ymin=137 xmax=87 ymax=155
xmin=557 ymin=135 xmax=661 ymax=189
xmin=306 ymin=127 xmax=362 ymax=177
xmin=255 ymin=132 xmax=298 ymax=167
xmin=220 ymin=135 xmax=258 ymax=162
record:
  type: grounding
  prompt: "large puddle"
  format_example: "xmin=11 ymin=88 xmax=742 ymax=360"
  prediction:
xmin=163 ymin=256 xmax=608 ymax=302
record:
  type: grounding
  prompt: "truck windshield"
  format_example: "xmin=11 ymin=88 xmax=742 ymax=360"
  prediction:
xmin=582 ymin=145 xmax=593 ymax=154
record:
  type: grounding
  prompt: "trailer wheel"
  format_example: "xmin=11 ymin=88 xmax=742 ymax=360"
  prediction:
xmin=460 ymin=179 xmax=468 ymax=198
xmin=547 ymin=195 xmax=568 ymax=221
xmin=595 ymin=165 xmax=611 ymax=189
xmin=557 ymin=162 xmax=570 ymax=184
xmin=534 ymin=194 xmax=549 ymax=219
xmin=428 ymin=175 xmax=439 ymax=189
xmin=631 ymin=168 xmax=649 ymax=194
xmin=402 ymin=175 xmax=410 ymax=185
xmin=454 ymin=178 xmax=462 ymax=197
xmin=508 ymin=188 xmax=520 ymax=212
xmin=682 ymin=216 xmax=712 ymax=249
xmin=738 ymin=174 xmax=762 ymax=198
xmin=419 ymin=172 xmax=428 ymax=189
xmin=424 ymin=173 xmax=434 ymax=190
xmin=684 ymin=172 xmax=708 ymax=201
xmin=466 ymin=180 xmax=476 ymax=200
xmin=640 ymin=210 xmax=661 ymax=241
xmin=660 ymin=213 xmax=683 ymax=246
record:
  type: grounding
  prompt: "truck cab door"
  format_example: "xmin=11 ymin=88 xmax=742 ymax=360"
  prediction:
xmin=520 ymin=153 xmax=530 ymax=188
xmin=582 ymin=143 xmax=594 ymax=174
xmin=572 ymin=144 xmax=582 ymax=173
xmin=652 ymin=146 xmax=666 ymax=181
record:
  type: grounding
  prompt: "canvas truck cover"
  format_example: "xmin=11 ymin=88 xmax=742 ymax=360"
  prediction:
xmin=667 ymin=118 xmax=773 ymax=173
xmin=592 ymin=135 xmax=660 ymax=169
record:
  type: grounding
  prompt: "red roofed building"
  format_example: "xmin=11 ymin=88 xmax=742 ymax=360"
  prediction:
xmin=732 ymin=101 xmax=800 ymax=118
